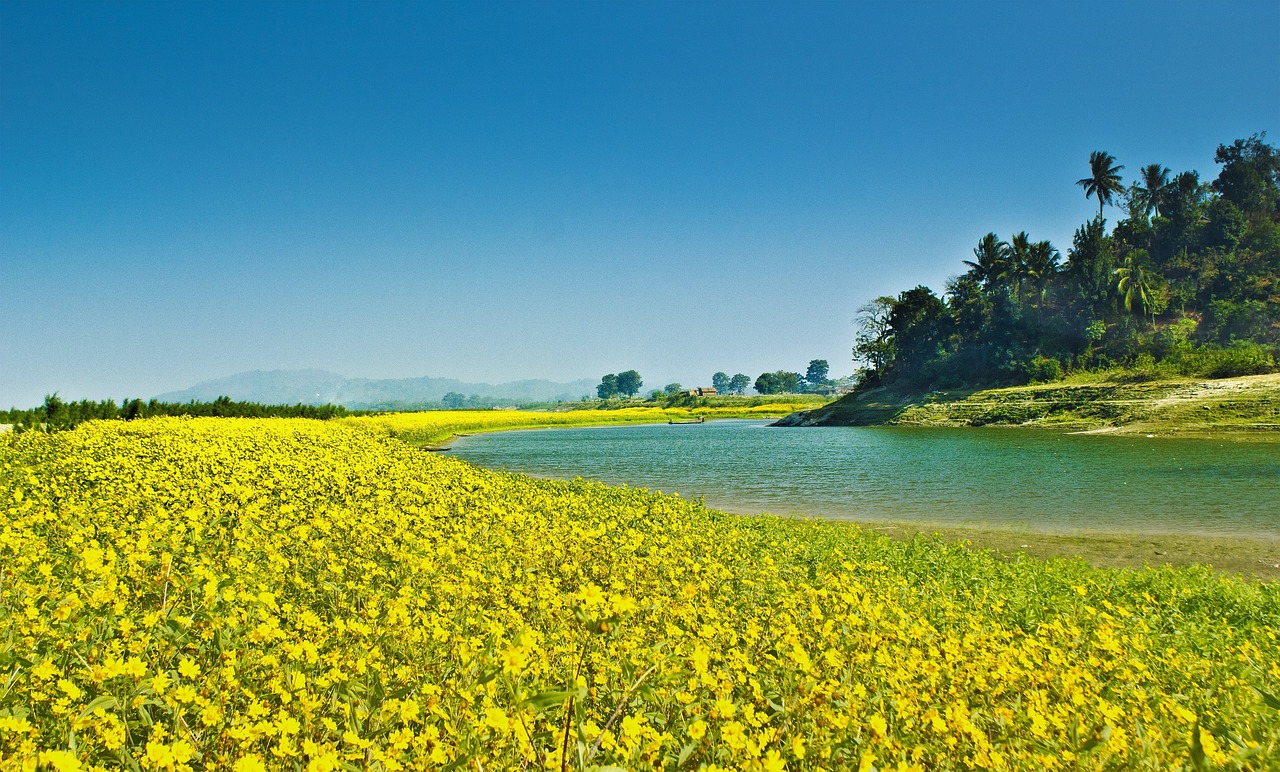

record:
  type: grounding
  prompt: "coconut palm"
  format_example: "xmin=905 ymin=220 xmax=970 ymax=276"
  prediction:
xmin=963 ymin=232 xmax=1011 ymax=293
xmin=1114 ymin=252 xmax=1157 ymax=325
xmin=1024 ymin=239 xmax=1061 ymax=309
xmin=1077 ymin=151 xmax=1125 ymax=217
xmin=1003 ymin=231 xmax=1034 ymax=300
xmin=1132 ymin=163 xmax=1171 ymax=218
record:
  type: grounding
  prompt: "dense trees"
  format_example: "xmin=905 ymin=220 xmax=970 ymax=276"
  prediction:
xmin=616 ymin=370 xmax=643 ymax=397
xmin=596 ymin=370 xmax=644 ymax=399
xmin=805 ymin=359 xmax=830 ymax=386
xmin=597 ymin=374 xmax=619 ymax=399
xmin=1 ymin=394 xmax=354 ymax=433
xmin=754 ymin=371 xmax=802 ymax=395
xmin=854 ymin=134 xmax=1280 ymax=390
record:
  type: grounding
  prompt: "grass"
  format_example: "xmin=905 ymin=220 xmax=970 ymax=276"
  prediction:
xmin=849 ymin=521 xmax=1280 ymax=583
xmin=783 ymin=373 xmax=1280 ymax=437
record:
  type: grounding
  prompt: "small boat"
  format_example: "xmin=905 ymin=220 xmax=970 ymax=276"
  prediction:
xmin=668 ymin=417 xmax=706 ymax=425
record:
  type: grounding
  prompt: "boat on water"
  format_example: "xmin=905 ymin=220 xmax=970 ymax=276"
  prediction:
xmin=668 ymin=417 xmax=706 ymax=425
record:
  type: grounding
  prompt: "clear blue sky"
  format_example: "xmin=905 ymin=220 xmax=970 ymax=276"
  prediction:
xmin=3 ymin=0 xmax=1278 ymax=407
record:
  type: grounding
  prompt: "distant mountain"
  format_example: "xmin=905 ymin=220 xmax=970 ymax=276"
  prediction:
xmin=153 ymin=369 xmax=598 ymax=408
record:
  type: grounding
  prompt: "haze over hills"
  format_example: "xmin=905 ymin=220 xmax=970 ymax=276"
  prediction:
xmin=153 ymin=369 xmax=599 ymax=408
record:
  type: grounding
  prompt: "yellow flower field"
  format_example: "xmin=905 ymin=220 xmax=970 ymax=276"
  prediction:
xmin=1 ymin=417 xmax=1277 ymax=770
xmin=344 ymin=406 xmax=819 ymax=447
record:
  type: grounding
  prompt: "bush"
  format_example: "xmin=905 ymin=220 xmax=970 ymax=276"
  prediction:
xmin=1191 ymin=343 xmax=1278 ymax=378
xmin=1022 ymin=355 xmax=1063 ymax=384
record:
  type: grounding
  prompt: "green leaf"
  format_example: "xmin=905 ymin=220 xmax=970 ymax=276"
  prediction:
xmin=1190 ymin=719 xmax=1209 ymax=772
xmin=78 ymin=695 xmax=118 ymax=719
xmin=677 ymin=741 xmax=697 ymax=767
xmin=1078 ymin=723 xmax=1111 ymax=753
xmin=521 ymin=690 xmax=576 ymax=711
xmin=1253 ymin=686 xmax=1280 ymax=711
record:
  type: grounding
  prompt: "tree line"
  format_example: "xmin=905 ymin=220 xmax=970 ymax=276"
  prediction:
xmin=720 ymin=359 xmax=833 ymax=395
xmin=1 ymin=394 xmax=356 ymax=434
xmin=592 ymin=360 xmax=837 ymax=402
xmin=853 ymin=133 xmax=1280 ymax=390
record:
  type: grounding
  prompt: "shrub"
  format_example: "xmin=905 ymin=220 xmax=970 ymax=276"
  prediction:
xmin=1022 ymin=355 xmax=1063 ymax=384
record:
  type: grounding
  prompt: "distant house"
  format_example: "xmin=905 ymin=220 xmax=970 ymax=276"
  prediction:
xmin=685 ymin=387 xmax=718 ymax=397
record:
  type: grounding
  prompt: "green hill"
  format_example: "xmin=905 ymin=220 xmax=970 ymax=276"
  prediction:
xmin=776 ymin=373 xmax=1280 ymax=436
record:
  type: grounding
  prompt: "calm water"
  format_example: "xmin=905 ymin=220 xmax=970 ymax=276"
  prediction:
xmin=448 ymin=420 xmax=1280 ymax=537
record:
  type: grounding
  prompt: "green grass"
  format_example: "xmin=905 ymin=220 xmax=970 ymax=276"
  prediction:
xmin=784 ymin=373 xmax=1280 ymax=437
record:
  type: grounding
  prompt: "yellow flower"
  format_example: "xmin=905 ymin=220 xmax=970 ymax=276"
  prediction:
xmin=39 ymin=750 xmax=82 ymax=772
xmin=721 ymin=720 xmax=747 ymax=750
xmin=762 ymin=748 xmax=786 ymax=772
xmin=688 ymin=719 xmax=707 ymax=741
xmin=173 ymin=684 xmax=198 ymax=703
xmin=579 ymin=583 xmax=605 ymax=607
xmin=144 ymin=740 xmax=174 ymax=769
xmin=56 ymin=678 xmax=83 ymax=701
xmin=32 ymin=660 xmax=58 ymax=680
xmin=868 ymin=713 xmax=887 ymax=739
xmin=484 ymin=706 xmax=509 ymax=733
xmin=177 ymin=657 xmax=200 ymax=679
xmin=232 ymin=755 xmax=267 ymax=772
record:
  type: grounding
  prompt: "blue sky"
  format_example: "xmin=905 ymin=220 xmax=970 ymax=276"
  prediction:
xmin=3 ymin=0 xmax=1278 ymax=407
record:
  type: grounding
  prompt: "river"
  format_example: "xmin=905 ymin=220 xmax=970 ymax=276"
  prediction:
xmin=448 ymin=420 xmax=1280 ymax=538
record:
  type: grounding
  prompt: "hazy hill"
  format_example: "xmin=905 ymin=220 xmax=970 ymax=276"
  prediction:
xmin=154 ymin=369 xmax=598 ymax=408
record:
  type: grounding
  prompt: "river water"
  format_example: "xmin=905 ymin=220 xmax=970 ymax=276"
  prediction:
xmin=448 ymin=420 xmax=1280 ymax=537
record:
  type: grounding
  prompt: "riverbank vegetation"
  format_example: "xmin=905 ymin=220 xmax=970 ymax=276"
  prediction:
xmin=853 ymin=134 xmax=1279 ymax=393
xmin=0 ymin=394 xmax=356 ymax=434
xmin=781 ymin=372 xmax=1280 ymax=436
xmin=348 ymin=404 xmax=823 ymax=448
xmin=3 ymin=417 xmax=1277 ymax=769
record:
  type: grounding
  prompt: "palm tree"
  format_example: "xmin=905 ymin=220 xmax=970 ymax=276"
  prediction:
xmin=1077 ymin=151 xmax=1125 ymax=217
xmin=1114 ymin=252 xmax=1156 ymax=325
xmin=1132 ymin=163 xmax=1171 ymax=218
xmin=963 ymin=232 xmax=1011 ymax=294
xmin=1003 ymin=231 xmax=1034 ymax=300
xmin=1024 ymin=239 xmax=1061 ymax=309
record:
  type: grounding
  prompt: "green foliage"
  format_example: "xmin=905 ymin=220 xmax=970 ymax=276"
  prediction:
xmin=597 ymin=374 xmax=619 ymax=399
xmin=615 ymin=370 xmax=643 ymax=397
xmin=1213 ymin=132 xmax=1280 ymax=218
xmin=1023 ymin=355 xmax=1064 ymax=383
xmin=0 ymin=395 xmax=355 ymax=433
xmin=754 ymin=370 xmax=802 ymax=395
xmin=804 ymin=359 xmax=830 ymax=388
xmin=853 ymin=134 xmax=1280 ymax=392
xmin=1076 ymin=150 xmax=1125 ymax=216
